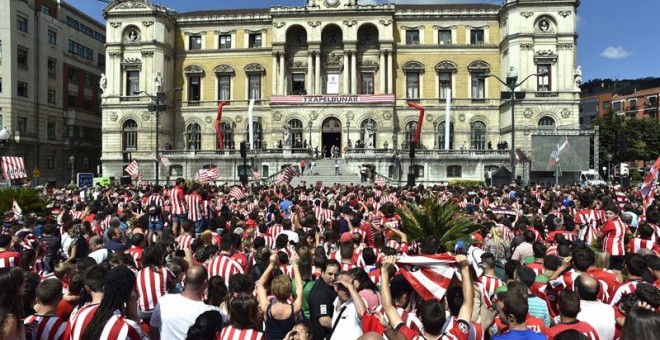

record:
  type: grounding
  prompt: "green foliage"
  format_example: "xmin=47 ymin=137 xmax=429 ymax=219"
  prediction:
xmin=397 ymin=198 xmax=480 ymax=251
xmin=0 ymin=188 xmax=47 ymax=215
xmin=593 ymin=109 xmax=660 ymax=164
xmin=447 ymin=180 xmax=484 ymax=187
xmin=630 ymin=169 xmax=642 ymax=183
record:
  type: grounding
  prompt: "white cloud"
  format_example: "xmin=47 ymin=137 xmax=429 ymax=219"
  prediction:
xmin=600 ymin=46 xmax=632 ymax=59
xmin=576 ymin=14 xmax=584 ymax=27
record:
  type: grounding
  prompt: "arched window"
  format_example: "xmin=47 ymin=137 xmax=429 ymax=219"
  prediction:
xmin=538 ymin=116 xmax=555 ymax=128
xmin=220 ymin=122 xmax=234 ymax=149
xmin=438 ymin=121 xmax=454 ymax=149
xmin=470 ymin=121 xmax=487 ymax=150
xmin=184 ymin=65 xmax=204 ymax=105
xmin=404 ymin=121 xmax=418 ymax=149
xmin=360 ymin=119 xmax=377 ymax=148
xmin=247 ymin=121 xmax=264 ymax=149
xmin=288 ymin=119 xmax=304 ymax=148
xmin=122 ymin=119 xmax=138 ymax=151
xmin=186 ymin=123 xmax=202 ymax=150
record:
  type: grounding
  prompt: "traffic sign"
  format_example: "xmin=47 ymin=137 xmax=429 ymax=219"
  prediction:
xmin=32 ymin=167 xmax=41 ymax=178
xmin=77 ymin=173 xmax=94 ymax=187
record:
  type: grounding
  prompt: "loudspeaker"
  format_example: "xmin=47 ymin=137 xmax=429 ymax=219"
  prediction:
xmin=240 ymin=142 xmax=247 ymax=159
xmin=407 ymin=173 xmax=416 ymax=187
xmin=239 ymin=175 xmax=248 ymax=186
xmin=618 ymin=135 xmax=628 ymax=154
xmin=120 ymin=176 xmax=132 ymax=185
xmin=409 ymin=141 xmax=416 ymax=159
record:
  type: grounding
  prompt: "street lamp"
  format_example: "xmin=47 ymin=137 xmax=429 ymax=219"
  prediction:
xmin=481 ymin=71 xmax=547 ymax=183
xmin=606 ymin=153 xmax=613 ymax=184
xmin=134 ymin=87 xmax=182 ymax=185
xmin=69 ymin=155 xmax=76 ymax=185
xmin=308 ymin=120 xmax=313 ymax=150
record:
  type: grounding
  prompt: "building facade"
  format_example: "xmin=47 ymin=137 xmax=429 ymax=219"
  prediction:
xmin=101 ymin=0 xmax=581 ymax=184
xmin=0 ymin=0 xmax=105 ymax=185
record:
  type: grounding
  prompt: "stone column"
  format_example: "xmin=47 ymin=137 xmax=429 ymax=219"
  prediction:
xmin=343 ymin=51 xmax=349 ymax=94
xmin=307 ymin=51 xmax=313 ymax=95
xmin=379 ymin=51 xmax=386 ymax=94
xmin=278 ymin=53 xmax=285 ymax=95
xmin=272 ymin=53 xmax=279 ymax=95
xmin=315 ymin=52 xmax=321 ymax=94
xmin=386 ymin=50 xmax=393 ymax=94
xmin=351 ymin=51 xmax=358 ymax=94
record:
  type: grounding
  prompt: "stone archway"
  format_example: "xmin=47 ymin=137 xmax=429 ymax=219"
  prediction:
xmin=321 ymin=117 xmax=342 ymax=158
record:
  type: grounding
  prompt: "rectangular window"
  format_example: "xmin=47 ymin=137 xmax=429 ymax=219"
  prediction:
xmin=68 ymin=40 xmax=94 ymax=60
xmin=629 ymin=99 xmax=637 ymax=111
xmin=189 ymin=35 xmax=202 ymax=50
xmin=17 ymin=117 xmax=27 ymax=133
xmin=97 ymin=53 xmax=105 ymax=68
xmin=603 ymin=101 xmax=611 ymax=111
xmin=46 ymin=155 xmax=55 ymax=170
xmin=41 ymin=5 xmax=50 ymax=15
xmin=471 ymin=72 xmax=485 ymax=99
xmin=126 ymin=71 xmax=140 ymax=96
xmin=360 ymin=72 xmax=374 ymax=95
xmin=537 ymin=64 xmax=551 ymax=91
xmin=68 ymin=68 xmax=78 ymax=83
xmin=470 ymin=29 xmax=484 ymax=45
xmin=47 ymin=119 xmax=56 ymax=139
xmin=188 ymin=76 xmax=201 ymax=102
xmin=17 ymin=15 xmax=28 ymax=33
xmin=292 ymin=73 xmax=306 ymax=95
xmin=248 ymin=74 xmax=261 ymax=101
xmin=48 ymin=58 xmax=56 ymax=77
xmin=613 ymin=101 xmax=622 ymax=112
xmin=17 ymin=48 xmax=28 ymax=68
xmin=406 ymin=72 xmax=420 ymax=99
xmin=438 ymin=30 xmax=451 ymax=45
xmin=84 ymin=73 xmax=93 ymax=87
xmin=83 ymin=98 xmax=92 ymax=111
xmin=48 ymin=30 xmax=57 ymax=45
xmin=47 ymin=88 xmax=56 ymax=104
xmin=405 ymin=30 xmax=420 ymax=45
xmin=219 ymin=35 xmax=231 ymax=49
xmin=218 ymin=75 xmax=231 ymax=101
xmin=67 ymin=95 xmax=77 ymax=108
xmin=17 ymin=81 xmax=28 ymax=97
xmin=439 ymin=72 xmax=451 ymax=99
xmin=249 ymin=33 xmax=262 ymax=48
xmin=0 ymin=77 xmax=2 ymax=93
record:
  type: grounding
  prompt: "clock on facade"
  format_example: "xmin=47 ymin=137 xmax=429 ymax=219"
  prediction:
xmin=325 ymin=0 xmax=339 ymax=7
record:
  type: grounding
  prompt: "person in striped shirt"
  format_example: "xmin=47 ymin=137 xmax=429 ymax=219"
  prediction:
xmin=136 ymin=245 xmax=176 ymax=321
xmin=24 ymin=279 xmax=67 ymax=340
xmin=185 ymin=184 xmax=204 ymax=236
xmin=170 ymin=178 xmax=188 ymax=236
xmin=596 ymin=204 xmax=629 ymax=271
xmin=77 ymin=266 xmax=147 ymax=340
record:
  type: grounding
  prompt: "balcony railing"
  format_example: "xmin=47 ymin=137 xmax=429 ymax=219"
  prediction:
xmin=534 ymin=92 xmax=559 ymax=98
xmin=395 ymin=98 xmax=499 ymax=107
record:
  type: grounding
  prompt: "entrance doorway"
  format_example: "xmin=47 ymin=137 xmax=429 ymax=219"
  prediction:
xmin=321 ymin=117 xmax=342 ymax=158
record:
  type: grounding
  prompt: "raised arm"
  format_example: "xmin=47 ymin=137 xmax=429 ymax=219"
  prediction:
xmin=257 ymin=253 xmax=278 ymax=316
xmin=380 ymin=255 xmax=403 ymax=327
xmin=291 ymin=251 xmax=303 ymax=314
xmin=455 ymin=254 xmax=474 ymax=322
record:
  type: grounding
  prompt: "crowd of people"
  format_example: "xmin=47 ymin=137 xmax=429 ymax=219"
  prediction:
xmin=0 ymin=178 xmax=659 ymax=340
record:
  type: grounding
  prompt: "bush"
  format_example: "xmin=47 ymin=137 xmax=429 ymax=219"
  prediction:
xmin=447 ymin=180 xmax=484 ymax=187
xmin=0 ymin=188 xmax=47 ymax=216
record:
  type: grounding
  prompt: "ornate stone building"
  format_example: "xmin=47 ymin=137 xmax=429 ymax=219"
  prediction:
xmin=101 ymin=0 xmax=581 ymax=184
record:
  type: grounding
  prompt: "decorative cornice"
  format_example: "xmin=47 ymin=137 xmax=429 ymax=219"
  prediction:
xmin=401 ymin=25 xmax=424 ymax=30
xmin=433 ymin=25 xmax=457 ymax=30
xmin=244 ymin=29 xmax=267 ymax=34
xmin=108 ymin=51 xmax=122 ymax=58
xmin=557 ymin=43 xmax=573 ymax=50
xmin=214 ymin=30 xmax=236 ymax=35
xmin=273 ymin=22 xmax=286 ymax=28
xmin=142 ymin=21 xmax=154 ymax=27
xmin=184 ymin=31 xmax=207 ymax=36
xmin=109 ymin=22 xmax=122 ymax=28
xmin=115 ymin=1 xmax=148 ymax=10
xmin=308 ymin=21 xmax=321 ymax=27
xmin=123 ymin=57 xmax=141 ymax=63
xmin=520 ymin=43 xmax=534 ymax=50
xmin=379 ymin=19 xmax=392 ymax=26
xmin=141 ymin=50 xmax=154 ymax=57
xmin=521 ymin=11 xmax=534 ymax=18
xmin=558 ymin=10 xmax=572 ymax=18
xmin=343 ymin=20 xmax=358 ymax=27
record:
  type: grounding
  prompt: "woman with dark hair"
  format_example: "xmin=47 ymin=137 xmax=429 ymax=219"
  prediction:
xmin=206 ymin=276 xmax=228 ymax=307
xmin=0 ymin=267 xmax=26 ymax=339
xmin=620 ymin=307 xmax=660 ymax=340
xmin=348 ymin=267 xmax=381 ymax=309
xmin=186 ymin=310 xmax=224 ymax=340
xmin=76 ymin=266 xmax=145 ymax=340
xmin=219 ymin=293 xmax=264 ymax=340
xmin=283 ymin=320 xmax=313 ymax=340
xmin=136 ymin=244 xmax=176 ymax=321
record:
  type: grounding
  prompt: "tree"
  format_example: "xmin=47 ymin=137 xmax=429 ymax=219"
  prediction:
xmin=397 ymin=198 xmax=480 ymax=251
xmin=0 ymin=188 xmax=47 ymax=215
xmin=593 ymin=109 xmax=660 ymax=166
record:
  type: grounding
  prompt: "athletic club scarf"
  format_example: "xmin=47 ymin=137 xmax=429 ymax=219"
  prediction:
xmin=396 ymin=254 xmax=456 ymax=301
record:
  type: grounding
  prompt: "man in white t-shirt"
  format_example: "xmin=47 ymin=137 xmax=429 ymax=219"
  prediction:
xmin=576 ymin=274 xmax=615 ymax=340
xmin=328 ymin=272 xmax=367 ymax=340
xmin=87 ymin=237 xmax=109 ymax=264
xmin=150 ymin=265 xmax=223 ymax=340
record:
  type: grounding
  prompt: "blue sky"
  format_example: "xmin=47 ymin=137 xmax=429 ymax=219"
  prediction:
xmin=71 ymin=0 xmax=659 ymax=82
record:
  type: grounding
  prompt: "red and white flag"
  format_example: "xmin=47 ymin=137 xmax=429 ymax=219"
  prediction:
xmin=251 ymin=169 xmax=262 ymax=180
xmin=125 ymin=160 xmax=139 ymax=178
xmin=159 ymin=155 xmax=171 ymax=168
xmin=12 ymin=199 xmax=22 ymax=219
xmin=396 ymin=254 xmax=456 ymax=301
xmin=548 ymin=136 xmax=570 ymax=170
xmin=228 ymin=186 xmax=247 ymax=200
xmin=277 ymin=166 xmax=300 ymax=185
xmin=193 ymin=167 xmax=220 ymax=183
xmin=641 ymin=156 xmax=660 ymax=199
xmin=1 ymin=156 xmax=27 ymax=180
xmin=374 ymin=176 xmax=387 ymax=187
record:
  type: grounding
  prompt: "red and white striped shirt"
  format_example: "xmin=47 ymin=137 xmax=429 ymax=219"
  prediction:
xmin=169 ymin=186 xmax=187 ymax=215
xmin=268 ymin=224 xmax=283 ymax=238
xmin=24 ymin=314 xmax=67 ymax=340
xmin=186 ymin=193 xmax=203 ymax=222
xmin=67 ymin=303 xmax=98 ymax=340
xmin=609 ymin=280 xmax=640 ymax=306
xmin=176 ymin=234 xmax=195 ymax=250
xmin=627 ymin=237 xmax=660 ymax=254
xmin=125 ymin=246 xmax=143 ymax=270
xmin=136 ymin=266 xmax=175 ymax=312
xmin=575 ymin=209 xmax=604 ymax=245
xmin=373 ymin=305 xmax=423 ymax=333
xmin=147 ymin=194 xmax=165 ymax=222
xmin=205 ymin=255 xmax=244 ymax=286
xmin=68 ymin=307 xmax=144 ymax=340
xmin=0 ymin=251 xmax=21 ymax=268
xmin=256 ymin=233 xmax=274 ymax=249
xmin=218 ymin=325 xmax=263 ymax=340
xmin=601 ymin=218 xmax=627 ymax=256
xmin=479 ymin=275 xmax=505 ymax=306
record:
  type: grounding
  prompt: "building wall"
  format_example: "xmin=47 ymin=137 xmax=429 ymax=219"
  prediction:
xmin=101 ymin=0 xmax=581 ymax=183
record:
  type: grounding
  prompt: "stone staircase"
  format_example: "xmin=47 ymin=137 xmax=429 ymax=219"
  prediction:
xmin=289 ymin=159 xmax=364 ymax=186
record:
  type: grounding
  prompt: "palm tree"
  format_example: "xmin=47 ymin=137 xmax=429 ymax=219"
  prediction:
xmin=397 ymin=198 xmax=480 ymax=251
xmin=0 ymin=188 xmax=47 ymax=215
